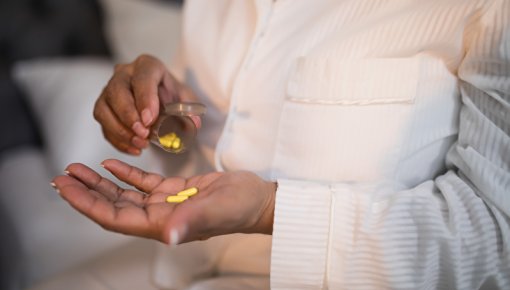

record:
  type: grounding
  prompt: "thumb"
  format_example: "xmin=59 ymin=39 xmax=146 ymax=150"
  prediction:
xmin=164 ymin=202 xmax=209 ymax=246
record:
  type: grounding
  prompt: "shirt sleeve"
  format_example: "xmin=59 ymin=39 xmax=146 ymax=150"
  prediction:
xmin=270 ymin=1 xmax=510 ymax=289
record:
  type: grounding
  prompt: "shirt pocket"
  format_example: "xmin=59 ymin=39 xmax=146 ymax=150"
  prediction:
xmin=287 ymin=57 xmax=419 ymax=105
xmin=271 ymin=57 xmax=421 ymax=183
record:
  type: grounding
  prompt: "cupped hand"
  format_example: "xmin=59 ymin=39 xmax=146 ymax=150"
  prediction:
xmin=52 ymin=159 xmax=276 ymax=245
xmin=93 ymin=54 xmax=201 ymax=155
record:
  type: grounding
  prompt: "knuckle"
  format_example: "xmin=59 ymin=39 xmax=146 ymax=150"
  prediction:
xmin=117 ymin=126 xmax=133 ymax=140
xmin=114 ymin=63 xmax=126 ymax=73
xmin=114 ymin=62 xmax=134 ymax=75
xmin=93 ymin=110 xmax=101 ymax=122
xmin=106 ymin=78 xmax=122 ymax=94
xmin=93 ymin=103 xmax=104 ymax=122
xmin=102 ymin=83 xmax=115 ymax=101
xmin=136 ymin=54 xmax=153 ymax=63
xmin=119 ymin=106 xmax=138 ymax=124
xmin=93 ymin=104 xmax=100 ymax=121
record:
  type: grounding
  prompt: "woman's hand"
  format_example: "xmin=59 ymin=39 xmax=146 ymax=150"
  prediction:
xmin=52 ymin=159 xmax=276 ymax=245
xmin=94 ymin=54 xmax=200 ymax=155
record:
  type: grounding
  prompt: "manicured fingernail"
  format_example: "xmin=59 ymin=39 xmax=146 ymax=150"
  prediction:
xmin=132 ymin=122 xmax=148 ymax=138
xmin=169 ymin=226 xmax=187 ymax=247
xmin=169 ymin=229 xmax=180 ymax=247
xmin=141 ymin=109 xmax=153 ymax=126
xmin=50 ymin=182 xmax=60 ymax=194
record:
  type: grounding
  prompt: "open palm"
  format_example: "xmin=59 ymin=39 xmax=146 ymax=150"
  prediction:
xmin=52 ymin=159 xmax=275 ymax=245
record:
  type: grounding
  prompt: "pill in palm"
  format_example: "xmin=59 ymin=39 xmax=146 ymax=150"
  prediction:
xmin=176 ymin=187 xmax=199 ymax=197
xmin=166 ymin=195 xmax=189 ymax=203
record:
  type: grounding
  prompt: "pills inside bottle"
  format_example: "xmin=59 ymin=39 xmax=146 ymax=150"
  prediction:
xmin=150 ymin=102 xmax=206 ymax=153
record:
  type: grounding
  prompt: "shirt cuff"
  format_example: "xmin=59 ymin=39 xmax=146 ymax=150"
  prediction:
xmin=270 ymin=179 xmax=332 ymax=289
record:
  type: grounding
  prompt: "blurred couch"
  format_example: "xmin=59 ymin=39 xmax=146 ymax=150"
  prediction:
xmin=0 ymin=0 xmax=184 ymax=289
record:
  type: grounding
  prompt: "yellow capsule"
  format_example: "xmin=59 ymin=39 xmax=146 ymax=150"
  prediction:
xmin=159 ymin=132 xmax=177 ymax=148
xmin=171 ymin=137 xmax=182 ymax=150
xmin=166 ymin=195 xmax=189 ymax=203
xmin=176 ymin=187 xmax=199 ymax=197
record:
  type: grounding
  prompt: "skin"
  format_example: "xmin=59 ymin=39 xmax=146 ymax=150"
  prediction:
xmin=52 ymin=159 xmax=277 ymax=245
xmin=64 ymin=54 xmax=276 ymax=244
xmin=93 ymin=54 xmax=200 ymax=156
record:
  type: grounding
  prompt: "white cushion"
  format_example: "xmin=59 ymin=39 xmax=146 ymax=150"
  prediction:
xmin=0 ymin=148 xmax=133 ymax=285
xmin=100 ymin=0 xmax=182 ymax=65
xmin=12 ymin=57 xmax=161 ymax=177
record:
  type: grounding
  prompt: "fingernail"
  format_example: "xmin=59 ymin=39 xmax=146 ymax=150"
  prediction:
xmin=169 ymin=225 xmax=187 ymax=247
xmin=141 ymin=109 xmax=153 ymax=126
xmin=50 ymin=183 xmax=60 ymax=194
xmin=132 ymin=122 xmax=148 ymax=138
xmin=64 ymin=170 xmax=70 ymax=175
xmin=100 ymin=163 xmax=105 ymax=168
xmin=169 ymin=229 xmax=180 ymax=247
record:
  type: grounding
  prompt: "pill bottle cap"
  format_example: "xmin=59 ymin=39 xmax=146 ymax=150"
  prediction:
xmin=164 ymin=102 xmax=206 ymax=116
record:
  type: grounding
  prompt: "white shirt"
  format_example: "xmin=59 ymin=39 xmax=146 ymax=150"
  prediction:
xmin=160 ymin=0 xmax=510 ymax=289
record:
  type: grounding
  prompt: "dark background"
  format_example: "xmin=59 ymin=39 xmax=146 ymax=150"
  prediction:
xmin=0 ymin=0 xmax=109 ymax=156
xmin=0 ymin=0 xmax=181 ymax=289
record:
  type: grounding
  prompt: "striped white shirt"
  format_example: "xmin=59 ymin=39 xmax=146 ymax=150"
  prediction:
xmin=163 ymin=0 xmax=510 ymax=289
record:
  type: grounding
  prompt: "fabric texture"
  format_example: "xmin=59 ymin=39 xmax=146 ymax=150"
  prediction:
xmin=157 ymin=0 xmax=510 ymax=289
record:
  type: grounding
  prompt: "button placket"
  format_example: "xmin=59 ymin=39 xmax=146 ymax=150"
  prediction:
xmin=214 ymin=0 xmax=276 ymax=171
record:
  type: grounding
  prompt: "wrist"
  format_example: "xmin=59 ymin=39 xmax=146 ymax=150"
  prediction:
xmin=253 ymin=180 xmax=277 ymax=235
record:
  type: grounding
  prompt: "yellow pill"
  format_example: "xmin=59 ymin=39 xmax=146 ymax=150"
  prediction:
xmin=166 ymin=195 xmax=189 ymax=203
xmin=159 ymin=132 xmax=177 ymax=148
xmin=176 ymin=187 xmax=199 ymax=197
xmin=171 ymin=137 xmax=181 ymax=150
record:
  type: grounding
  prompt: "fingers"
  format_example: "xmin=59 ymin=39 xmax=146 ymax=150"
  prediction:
xmin=106 ymin=73 xmax=149 ymax=137
xmin=53 ymin=174 xmax=118 ymax=227
xmin=94 ymin=97 xmax=142 ymax=155
xmin=55 ymin=174 xmax=150 ymax=236
xmin=101 ymin=159 xmax=166 ymax=194
xmin=64 ymin=163 xmax=125 ymax=201
xmin=162 ymin=201 xmax=205 ymax=245
xmin=131 ymin=55 xmax=167 ymax=127
xmin=63 ymin=163 xmax=147 ymax=208
xmin=95 ymin=54 xmax=203 ymax=156
xmin=94 ymin=55 xmax=170 ymax=154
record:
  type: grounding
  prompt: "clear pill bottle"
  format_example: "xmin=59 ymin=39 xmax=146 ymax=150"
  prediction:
xmin=150 ymin=102 xmax=206 ymax=153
